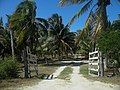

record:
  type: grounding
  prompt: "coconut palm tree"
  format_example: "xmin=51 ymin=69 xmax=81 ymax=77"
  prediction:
xmin=46 ymin=14 xmax=75 ymax=59
xmin=59 ymin=0 xmax=119 ymax=76
xmin=8 ymin=0 xmax=38 ymax=78
xmin=9 ymin=0 xmax=37 ymax=50
xmin=75 ymin=27 xmax=92 ymax=58
xmin=0 ymin=18 xmax=11 ymax=60
xmin=0 ymin=18 xmax=5 ymax=60
xmin=59 ymin=0 xmax=120 ymax=30
xmin=8 ymin=0 xmax=52 ymax=77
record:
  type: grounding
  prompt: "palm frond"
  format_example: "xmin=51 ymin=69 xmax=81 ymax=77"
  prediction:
xmin=84 ymin=10 xmax=93 ymax=28
xmin=36 ymin=18 xmax=49 ymax=28
xmin=75 ymin=29 xmax=84 ymax=46
xmin=59 ymin=0 xmax=89 ymax=6
xmin=118 ymin=0 xmax=120 ymax=3
xmin=92 ymin=23 xmax=102 ymax=42
xmin=61 ymin=39 xmax=73 ymax=53
xmin=68 ymin=0 xmax=93 ymax=25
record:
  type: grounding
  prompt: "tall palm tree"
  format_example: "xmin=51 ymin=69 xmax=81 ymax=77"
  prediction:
xmin=9 ymin=0 xmax=37 ymax=50
xmin=0 ymin=18 xmax=11 ymax=60
xmin=59 ymin=0 xmax=120 ymax=76
xmin=75 ymin=27 xmax=92 ymax=56
xmin=0 ymin=17 xmax=5 ymax=60
xmin=45 ymin=14 xmax=75 ymax=59
xmin=35 ymin=18 xmax=49 ymax=59
xmin=9 ymin=0 xmax=38 ymax=78
xmin=59 ymin=0 xmax=120 ymax=30
xmin=9 ymin=0 xmax=51 ymax=77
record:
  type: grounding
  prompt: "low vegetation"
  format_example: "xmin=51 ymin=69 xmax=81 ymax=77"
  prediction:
xmin=58 ymin=66 xmax=73 ymax=80
xmin=80 ymin=64 xmax=120 ymax=85
xmin=80 ymin=64 xmax=89 ymax=76
xmin=0 ymin=57 xmax=18 ymax=79
xmin=0 ymin=64 xmax=58 ymax=89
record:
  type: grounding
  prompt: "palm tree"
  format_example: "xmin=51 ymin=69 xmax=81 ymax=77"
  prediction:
xmin=35 ymin=18 xmax=50 ymax=63
xmin=46 ymin=13 xmax=75 ymax=60
xmin=9 ymin=0 xmax=37 ymax=78
xmin=9 ymin=0 xmax=37 ymax=50
xmin=0 ymin=17 xmax=5 ymax=60
xmin=59 ymin=0 xmax=120 ymax=31
xmin=59 ymin=0 xmax=119 ymax=76
xmin=0 ymin=18 xmax=11 ymax=60
xmin=75 ymin=27 xmax=92 ymax=58
xmin=8 ymin=0 xmax=52 ymax=77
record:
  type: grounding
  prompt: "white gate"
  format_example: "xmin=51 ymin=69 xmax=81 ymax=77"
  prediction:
xmin=89 ymin=50 xmax=104 ymax=76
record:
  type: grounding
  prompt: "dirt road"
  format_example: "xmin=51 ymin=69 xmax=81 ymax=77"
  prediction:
xmin=20 ymin=61 xmax=119 ymax=90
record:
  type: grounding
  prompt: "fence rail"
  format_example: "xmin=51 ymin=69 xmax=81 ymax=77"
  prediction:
xmin=27 ymin=46 xmax=38 ymax=77
xmin=89 ymin=50 xmax=100 ymax=76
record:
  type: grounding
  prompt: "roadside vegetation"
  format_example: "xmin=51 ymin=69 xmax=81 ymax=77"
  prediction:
xmin=58 ymin=66 xmax=73 ymax=80
xmin=0 ymin=57 xmax=18 ymax=79
xmin=0 ymin=64 xmax=58 ymax=89
xmin=80 ymin=64 xmax=89 ymax=76
xmin=80 ymin=64 xmax=120 ymax=85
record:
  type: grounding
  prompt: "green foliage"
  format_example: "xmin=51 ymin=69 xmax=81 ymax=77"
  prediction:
xmin=75 ymin=27 xmax=92 ymax=58
xmin=0 ymin=57 xmax=18 ymax=79
xmin=97 ymin=29 xmax=120 ymax=64
xmin=9 ymin=0 xmax=37 ymax=50
xmin=98 ymin=30 xmax=120 ymax=54
xmin=0 ymin=18 xmax=11 ymax=59
xmin=112 ymin=20 xmax=120 ymax=30
xmin=44 ymin=13 xmax=75 ymax=56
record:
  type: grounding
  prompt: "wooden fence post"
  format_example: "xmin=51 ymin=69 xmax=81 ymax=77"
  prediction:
xmin=23 ymin=47 xmax=29 ymax=78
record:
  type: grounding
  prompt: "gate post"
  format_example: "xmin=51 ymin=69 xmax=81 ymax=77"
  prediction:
xmin=23 ymin=47 xmax=29 ymax=78
xmin=99 ymin=52 xmax=104 ymax=76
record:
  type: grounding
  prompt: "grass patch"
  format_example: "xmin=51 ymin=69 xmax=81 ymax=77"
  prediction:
xmin=58 ymin=66 xmax=73 ymax=80
xmin=80 ymin=64 xmax=89 ymax=76
xmin=80 ymin=64 xmax=120 ymax=85
xmin=39 ymin=65 xmax=58 ymax=74
xmin=0 ymin=78 xmax=40 ymax=89
xmin=0 ymin=65 xmax=58 ymax=89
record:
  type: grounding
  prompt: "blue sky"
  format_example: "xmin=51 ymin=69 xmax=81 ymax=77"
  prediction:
xmin=0 ymin=0 xmax=120 ymax=32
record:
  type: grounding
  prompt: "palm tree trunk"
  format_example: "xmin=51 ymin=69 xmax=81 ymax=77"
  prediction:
xmin=10 ymin=30 xmax=15 ymax=61
xmin=97 ymin=0 xmax=108 ymax=76
xmin=98 ymin=0 xmax=108 ymax=31
xmin=23 ymin=47 xmax=29 ymax=78
xmin=102 ymin=5 xmax=108 ymax=31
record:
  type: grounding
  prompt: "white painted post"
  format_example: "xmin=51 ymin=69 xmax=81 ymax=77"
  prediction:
xmin=99 ymin=52 xmax=104 ymax=76
xmin=88 ymin=53 xmax=91 ymax=75
xmin=98 ymin=51 xmax=100 ymax=76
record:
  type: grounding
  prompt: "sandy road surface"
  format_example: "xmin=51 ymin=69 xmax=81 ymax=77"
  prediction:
xmin=19 ymin=61 xmax=119 ymax=90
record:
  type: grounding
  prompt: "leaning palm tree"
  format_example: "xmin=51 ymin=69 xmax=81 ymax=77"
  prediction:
xmin=59 ymin=0 xmax=120 ymax=31
xmin=9 ymin=0 xmax=38 ymax=78
xmin=9 ymin=0 xmax=51 ymax=77
xmin=9 ymin=0 xmax=37 ymax=50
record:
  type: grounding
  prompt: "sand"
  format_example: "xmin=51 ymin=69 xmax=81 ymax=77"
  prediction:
xmin=19 ymin=61 xmax=120 ymax=90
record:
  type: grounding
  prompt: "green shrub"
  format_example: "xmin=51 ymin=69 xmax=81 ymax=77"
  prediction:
xmin=0 ymin=57 xmax=18 ymax=79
